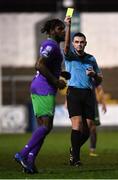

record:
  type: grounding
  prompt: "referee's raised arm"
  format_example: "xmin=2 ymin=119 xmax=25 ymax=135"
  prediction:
xmin=64 ymin=16 xmax=71 ymax=54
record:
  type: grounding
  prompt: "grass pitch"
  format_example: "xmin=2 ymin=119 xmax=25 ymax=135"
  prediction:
xmin=0 ymin=128 xmax=118 ymax=179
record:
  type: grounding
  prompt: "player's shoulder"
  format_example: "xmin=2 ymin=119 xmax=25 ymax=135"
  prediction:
xmin=41 ymin=39 xmax=58 ymax=49
xmin=39 ymin=39 xmax=58 ymax=57
xmin=85 ymin=53 xmax=96 ymax=62
xmin=64 ymin=48 xmax=78 ymax=60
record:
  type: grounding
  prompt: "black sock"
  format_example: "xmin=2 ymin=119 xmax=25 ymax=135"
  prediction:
xmin=80 ymin=117 xmax=90 ymax=147
xmin=80 ymin=127 xmax=90 ymax=147
xmin=71 ymin=129 xmax=82 ymax=162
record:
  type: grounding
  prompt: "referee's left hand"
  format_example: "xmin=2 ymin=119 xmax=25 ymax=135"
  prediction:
xmin=86 ymin=68 xmax=95 ymax=77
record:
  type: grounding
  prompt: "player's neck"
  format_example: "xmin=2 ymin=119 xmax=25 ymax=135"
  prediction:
xmin=48 ymin=36 xmax=60 ymax=44
xmin=75 ymin=49 xmax=85 ymax=56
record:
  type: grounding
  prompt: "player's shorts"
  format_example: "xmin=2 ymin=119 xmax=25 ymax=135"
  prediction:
xmin=31 ymin=94 xmax=55 ymax=118
xmin=93 ymin=102 xmax=100 ymax=126
xmin=66 ymin=86 xmax=95 ymax=120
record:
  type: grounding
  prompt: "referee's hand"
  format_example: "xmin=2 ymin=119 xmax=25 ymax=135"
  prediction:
xmin=86 ymin=68 xmax=95 ymax=77
xmin=64 ymin=16 xmax=71 ymax=26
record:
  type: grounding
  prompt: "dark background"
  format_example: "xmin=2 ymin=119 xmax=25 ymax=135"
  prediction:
xmin=0 ymin=0 xmax=118 ymax=12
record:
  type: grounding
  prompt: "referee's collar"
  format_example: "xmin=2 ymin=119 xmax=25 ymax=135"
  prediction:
xmin=73 ymin=49 xmax=87 ymax=59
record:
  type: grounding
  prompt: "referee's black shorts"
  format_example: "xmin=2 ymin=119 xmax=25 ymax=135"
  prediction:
xmin=66 ymin=86 xmax=95 ymax=120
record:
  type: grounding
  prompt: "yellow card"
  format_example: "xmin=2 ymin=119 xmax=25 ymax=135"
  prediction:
xmin=66 ymin=8 xmax=74 ymax=17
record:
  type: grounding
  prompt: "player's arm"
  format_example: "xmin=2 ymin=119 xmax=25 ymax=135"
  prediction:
xmin=87 ymin=58 xmax=103 ymax=85
xmin=35 ymin=57 xmax=66 ymax=89
xmin=64 ymin=16 xmax=71 ymax=54
xmin=96 ymin=85 xmax=107 ymax=113
xmin=93 ymin=72 xmax=103 ymax=86
xmin=86 ymin=68 xmax=103 ymax=85
xmin=94 ymin=60 xmax=103 ymax=85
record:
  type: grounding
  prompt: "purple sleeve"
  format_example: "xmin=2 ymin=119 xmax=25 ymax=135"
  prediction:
xmin=39 ymin=40 xmax=56 ymax=59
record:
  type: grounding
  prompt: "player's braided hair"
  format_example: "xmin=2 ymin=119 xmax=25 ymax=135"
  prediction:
xmin=41 ymin=19 xmax=64 ymax=34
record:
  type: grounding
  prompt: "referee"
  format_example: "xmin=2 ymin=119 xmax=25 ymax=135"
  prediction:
xmin=64 ymin=16 xmax=103 ymax=166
